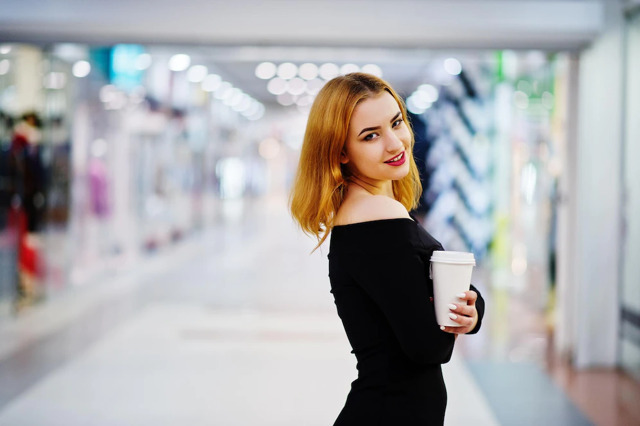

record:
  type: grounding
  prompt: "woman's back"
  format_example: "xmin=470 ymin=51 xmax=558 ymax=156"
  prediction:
xmin=329 ymin=195 xmax=458 ymax=424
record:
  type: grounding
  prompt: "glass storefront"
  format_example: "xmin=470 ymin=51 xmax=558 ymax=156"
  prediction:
xmin=0 ymin=43 xmax=268 ymax=315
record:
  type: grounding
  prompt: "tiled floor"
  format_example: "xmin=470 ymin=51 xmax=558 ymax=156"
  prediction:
xmin=0 ymin=196 xmax=632 ymax=425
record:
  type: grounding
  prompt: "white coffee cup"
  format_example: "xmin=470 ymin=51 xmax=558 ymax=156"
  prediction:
xmin=429 ymin=251 xmax=476 ymax=327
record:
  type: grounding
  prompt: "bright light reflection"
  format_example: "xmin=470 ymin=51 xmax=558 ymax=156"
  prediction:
xmin=214 ymin=82 xmax=232 ymax=99
xmin=187 ymin=65 xmax=208 ymax=83
xmin=361 ymin=64 xmax=383 ymax=77
xmin=223 ymin=87 xmax=241 ymax=104
xmin=296 ymin=95 xmax=313 ymax=107
xmin=277 ymin=93 xmax=295 ymax=106
xmin=135 ymin=54 xmax=152 ymax=70
xmin=267 ymin=78 xmax=288 ymax=95
xmin=202 ymin=74 xmax=222 ymax=92
xmin=417 ymin=84 xmax=439 ymax=103
xmin=287 ymin=78 xmax=306 ymax=96
xmin=444 ymin=58 xmax=462 ymax=75
xmin=168 ymin=54 xmax=191 ymax=72
xmin=0 ymin=59 xmax=10 ymax=75
xmin=298 ymin=63 xmax=318 ymax=80
xmin=277 ymin=62 xmax=297 ymax=80
xmin=72 ymin=60 xmax=91 ymax=78
xmin=259 ymin=138 xmax=280 ymax=160
xmin=0 ymin=45 xmax=12 ymax=55
xmin=319 ymin=63 xmax=339 ymax=80
xmin=255 ymin=62 xmax=277 ymax=79
xmin=234 ymin=94 xmax=252 ymax=112
xmin=244 ymin=102 xmax=260 ymax=117
xmin=249 ymin=104 xmax=265 ymax=120
xmin=306 ymin=78 xmax=324 ymax=95
xmin=340 ymin=63 xmax=359 ymax=75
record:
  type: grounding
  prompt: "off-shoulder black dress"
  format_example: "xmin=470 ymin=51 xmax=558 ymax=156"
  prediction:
xmin=328 ymin=218 xmax=485 ymax=425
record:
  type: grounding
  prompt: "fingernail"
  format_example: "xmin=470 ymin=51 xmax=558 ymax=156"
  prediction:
xmin=457 ymin=293 xmax=466 ymax=298
xmin=449 ymin=313 xmax=458 ymax=320
xmin=448 ymin=304 xmax=457 ymax=311
xmin=440 ymin=326 xmax=446 ymax=330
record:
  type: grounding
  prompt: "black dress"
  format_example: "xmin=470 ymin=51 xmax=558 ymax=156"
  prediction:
xmin=328 ymin=218 xmax=485 ymax=425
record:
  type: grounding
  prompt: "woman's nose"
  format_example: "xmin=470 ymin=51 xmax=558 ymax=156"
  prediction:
xmin=385 ymin=133 xmax=404 ymax=152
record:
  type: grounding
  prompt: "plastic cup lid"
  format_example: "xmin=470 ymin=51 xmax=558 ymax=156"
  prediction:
xmin=430 ymin=250 xmax=476 ymax=265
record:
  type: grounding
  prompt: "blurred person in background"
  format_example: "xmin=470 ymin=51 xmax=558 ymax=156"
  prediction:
xmin=290 ymin=73 xmax=485 ymax=425
xmin=9 ymin=111 xmax=46 ymax=310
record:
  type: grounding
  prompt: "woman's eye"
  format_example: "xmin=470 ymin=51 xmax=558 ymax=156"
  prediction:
xmin=393 ymin=119 xmax=403 ymax=128
xmin=363 ymin=132 xmax=378 ymax=141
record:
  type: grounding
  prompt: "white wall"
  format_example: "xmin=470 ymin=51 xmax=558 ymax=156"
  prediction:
xmin=621 ymin=7 xmax=640 ymax=377
xmin=572 ymin=0 xmax=625 ymax=368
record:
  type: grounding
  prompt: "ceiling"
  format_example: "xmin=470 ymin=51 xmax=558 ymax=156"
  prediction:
xmin=1 ymin=0 xmax=604 ymax=105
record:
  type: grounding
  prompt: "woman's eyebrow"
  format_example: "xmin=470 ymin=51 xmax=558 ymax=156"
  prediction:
xmin=357 ymin=111 xmax=402 ymax=136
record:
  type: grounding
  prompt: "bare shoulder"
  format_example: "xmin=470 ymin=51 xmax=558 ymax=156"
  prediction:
xmin=335 ymin=194 xmax=410 ymax=225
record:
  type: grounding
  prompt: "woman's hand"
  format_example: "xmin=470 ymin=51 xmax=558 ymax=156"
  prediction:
xmin=440 ymin=290 xmax=479 ymax=335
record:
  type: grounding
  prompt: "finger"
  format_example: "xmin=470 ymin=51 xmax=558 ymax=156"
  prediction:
xmin=440 ymin=325 xmax=471 ymax=334
xmin=447 ymin=312 xmax=475 ymax=327
xmin=449 ymin=303 xmax=476 ymax=317
xmin=458 ymin=290 xmax=478 ymax=305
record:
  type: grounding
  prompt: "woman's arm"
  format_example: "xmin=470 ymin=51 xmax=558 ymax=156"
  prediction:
xmin=344 ymin=248 xmax=456 ymax=365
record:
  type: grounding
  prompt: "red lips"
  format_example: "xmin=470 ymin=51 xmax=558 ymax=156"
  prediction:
xmin=384 ymin=151 xmax=406 ymax=166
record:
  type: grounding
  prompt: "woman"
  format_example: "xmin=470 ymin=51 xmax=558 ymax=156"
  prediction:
xmin=290 ymin=73 xmax=485 ymax=425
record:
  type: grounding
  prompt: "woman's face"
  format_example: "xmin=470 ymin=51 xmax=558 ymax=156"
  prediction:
xmin=341 ymin=91 xmax=411 ymax=189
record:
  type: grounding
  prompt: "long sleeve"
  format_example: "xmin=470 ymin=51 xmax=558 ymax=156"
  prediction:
xmin=340 ymin=247 xmax=455 ymax=365
xmin=467 ymin=284 xmax=485 ymax=335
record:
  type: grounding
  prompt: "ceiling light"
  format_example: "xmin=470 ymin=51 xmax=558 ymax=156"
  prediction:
xmin=72 ymin=60 xmax=91 ymax=78
xmin=214 ymin=82 xmax=232 ymax=99
xmin=223 ymin=87 xmax=241 ymax=104
xmin=361 ymin=64 xmax=383 ymax=77
xmin=306 ymin=78 xmax=324 ymax=95
xmin=187 ymin=65 xmax=208 ymax=83
xmin=244 ymin=102 xmax=260 ymax=117
xmin=444 ymin=58 xmax=462 ymax=76
xmin=267 ymin=78 xmax=288 ymax=95
xmin=417 ymin=84 xmax=439 ymax=103
xmin=248 ymin=104 xmax=265 ymax=120
xmin=340 ymin=63 xmax=359 ymax=75
xmin=287 ymin=78 xmax=306 ymax=96
xmin=296 ymin=95 xmax=313 ymax=107
xmin=202 ymin=74 xmax=222 ymax=92
xmin=227 ymin=89 xmax=245 ymax=107
xmin=406 ymin=96 xmax=430 ymax=115
xmin=319 ymin=63 xmax=339 ymax=80
xmin=409 ymin=93 xmax=431 ymax=109
xmin=298 ymin=63 xmax=318 ymax=80
xmin=277 ymin=62 xmax=297 ymax=80
xmin=277 ymin=93 xmax=296 ymax=106
xmin=255 ymin=62 xmax=277 ymax=79
xmin=234 ymin=94 xmax=252 ymax=112
xmin=168 ymin=54 xmax=191 ymax=72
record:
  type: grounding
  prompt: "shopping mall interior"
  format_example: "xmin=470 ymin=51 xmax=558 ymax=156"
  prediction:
xmin=0 ymin=0 xmax=639 ymax=425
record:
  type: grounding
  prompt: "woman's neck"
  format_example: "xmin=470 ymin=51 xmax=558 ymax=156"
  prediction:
xmin=347 ymin=177 xmax=394 ymax=198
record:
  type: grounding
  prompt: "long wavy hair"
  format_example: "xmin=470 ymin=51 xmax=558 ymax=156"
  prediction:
xmin=289 ymin=72 xmax=422 ymax=248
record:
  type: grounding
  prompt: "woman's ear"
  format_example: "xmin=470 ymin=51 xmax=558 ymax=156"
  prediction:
xmin=340 ymin=151 xmax=349 ymax=164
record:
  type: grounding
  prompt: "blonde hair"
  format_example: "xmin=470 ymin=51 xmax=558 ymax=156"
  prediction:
xmin=289 ymin=73 xmax=422 ymax=248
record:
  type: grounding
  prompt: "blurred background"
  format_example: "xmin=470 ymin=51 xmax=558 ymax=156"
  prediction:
xmin=0 ymin=0 xmax=638 ymax=425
